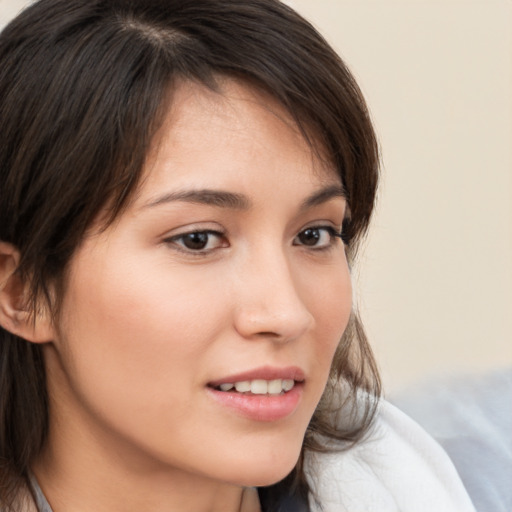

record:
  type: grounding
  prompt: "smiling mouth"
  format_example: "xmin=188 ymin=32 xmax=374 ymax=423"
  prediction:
xmin=209 ymin=378 xmax=299 ymax=395
xmin=207 ymin=372 xmax=305 ymax=421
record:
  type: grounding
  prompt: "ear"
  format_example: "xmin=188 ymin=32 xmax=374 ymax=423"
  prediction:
xmin=0 ymin=241 xmax=54 ymax=343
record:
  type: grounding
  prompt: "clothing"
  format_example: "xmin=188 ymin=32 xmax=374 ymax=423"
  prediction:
xmin=305 ymin=400 xmax=476 ymax=512
xmin=28 ymin=474 xmax=52 ymax=512
xmin=27 ymin=400 xmax=476 ymax=512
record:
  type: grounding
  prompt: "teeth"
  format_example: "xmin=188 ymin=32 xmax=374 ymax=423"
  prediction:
xmin=267 ymin=379 xmax=283 ymax=395
xmin=282 ymin=379 xmax=294 ymax=392
xmin=251 ymin=379 xmax=268 ymax=394
xmin=217 ymin=379 xmax=296 ymax=394
xmin=234 ymin=381 xmax=251 ymax=392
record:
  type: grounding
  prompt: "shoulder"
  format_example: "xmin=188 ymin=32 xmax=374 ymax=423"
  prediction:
xmin=305 ymin=399 xmax=476 ymax=512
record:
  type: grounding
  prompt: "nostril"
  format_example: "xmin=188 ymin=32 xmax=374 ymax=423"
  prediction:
xmin=233 ymin=305 xmax=313 ymax=343
xmin=255 ymin=331 xmax=280 ymax=337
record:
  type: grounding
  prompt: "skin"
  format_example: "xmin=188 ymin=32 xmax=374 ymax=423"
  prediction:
xmin=30 ymin=80 xmax=353 ymax=512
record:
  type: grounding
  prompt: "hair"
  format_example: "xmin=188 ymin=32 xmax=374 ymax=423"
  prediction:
xmin=0 ymin=0 xmax=381 ymax=510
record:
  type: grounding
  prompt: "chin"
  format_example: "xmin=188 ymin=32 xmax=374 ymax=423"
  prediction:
xmin=219 ymin=440 xmax=303 ymax=488
xmin=228 ymin=466 xmax=299 ymax=489
xmin=243 ymin=466 xmax=298 ymax=489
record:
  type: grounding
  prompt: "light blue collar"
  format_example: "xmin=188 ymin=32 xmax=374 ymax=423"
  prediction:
xmin=28 ymin=473 xmax=53 ymax=512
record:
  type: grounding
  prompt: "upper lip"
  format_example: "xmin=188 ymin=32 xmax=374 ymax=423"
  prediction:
xmin=208 ymin=366 xmax=306 ymax=387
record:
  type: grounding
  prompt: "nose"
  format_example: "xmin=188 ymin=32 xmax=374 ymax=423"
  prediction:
xmin=232 ymin=248 xmax=314 ymax=343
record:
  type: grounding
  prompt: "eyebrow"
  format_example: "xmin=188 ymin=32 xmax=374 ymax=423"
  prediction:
xmin=299 ymin=184 xmax=346 ymax=211
xmin=143 ymin=189 xmax=251 ymax=210
xmin=142 ymin=184 xmax=346 ymax=211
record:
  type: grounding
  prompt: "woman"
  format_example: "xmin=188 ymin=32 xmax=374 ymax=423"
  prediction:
xmin=0 ymin=1 xmax=475 ymax=511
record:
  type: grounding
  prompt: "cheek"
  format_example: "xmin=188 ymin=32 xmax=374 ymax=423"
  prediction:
xmin=312 ymin=258 xmax=352 ymax=329
xmin=300 ymin=258 xmax=352 ymax=383
xmin=55 ymin=244 xmax=232 ymax=426
xmin=52 ymin=251 xmax=239 ymax=471
xmin=60 ymin=256 xmax=226 ymax=375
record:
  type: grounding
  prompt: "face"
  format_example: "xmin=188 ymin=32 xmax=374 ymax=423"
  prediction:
xmin=44 ymin=80 xmax=352 ymax=488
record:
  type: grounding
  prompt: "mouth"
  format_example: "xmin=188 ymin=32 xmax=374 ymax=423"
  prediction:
xmin=207 ymin=366 xmax=305 ymax=395
xmin=206 ymin=367 xmax=305 ymax=421
xmin=209 ymin=378 xmax=297 ymax=395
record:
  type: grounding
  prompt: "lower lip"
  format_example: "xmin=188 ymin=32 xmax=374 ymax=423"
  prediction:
xmin=207 ymin=384 xmax=303 ymax=422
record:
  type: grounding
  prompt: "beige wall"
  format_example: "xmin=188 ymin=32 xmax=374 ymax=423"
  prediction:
xmin=0 ymin=0 xmax=26 ymax=26
xmin=2 ymin=0 xmax=511 ymax=393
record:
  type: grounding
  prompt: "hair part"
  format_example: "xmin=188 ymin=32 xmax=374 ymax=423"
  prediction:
xmin=0 ymin=1 xmax=380 ymax=509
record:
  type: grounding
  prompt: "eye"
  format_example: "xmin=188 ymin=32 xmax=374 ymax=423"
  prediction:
xmin=165 ymin=230 xmax=227 ymax=253
xmin=293 ymin=226 xmax=343 ymax=249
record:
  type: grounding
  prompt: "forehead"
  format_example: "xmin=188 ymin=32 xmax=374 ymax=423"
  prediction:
xmin=136 ymin=79 xmax=340 ymax=203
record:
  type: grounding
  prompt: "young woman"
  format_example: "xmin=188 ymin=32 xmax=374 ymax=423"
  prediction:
xmin=0 ymin=1 xmax=475 ymax=511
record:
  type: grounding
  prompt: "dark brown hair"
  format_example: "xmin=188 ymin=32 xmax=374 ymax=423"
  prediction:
xmin=0 ymin=0 xmax=380 ymax=509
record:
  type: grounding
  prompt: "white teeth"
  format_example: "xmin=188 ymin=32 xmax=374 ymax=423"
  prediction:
xmin=267 ymin=379 xmax=283 ymax=395
xmin=250 ymin=379 xmax=268 ymax=394
xmin=282 ymin=379 xmax=294 ymax=392
xmin=234 ymin=381 xmax=251 ymax=392
xmin=217 ymin=378 xmax=296 ymax=394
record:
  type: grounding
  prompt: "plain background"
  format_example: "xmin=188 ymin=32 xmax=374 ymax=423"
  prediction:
xmin=1 ymin=0 xmax=511 ymax=393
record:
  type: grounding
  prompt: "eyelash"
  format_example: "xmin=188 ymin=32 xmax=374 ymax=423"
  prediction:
xmin=164 ymin=230 xmax=227 ymax=255
xmin=164 ymin=225 xmax=344 ymax=256
xmin=292 ymin=226 xmax=344 ymax=249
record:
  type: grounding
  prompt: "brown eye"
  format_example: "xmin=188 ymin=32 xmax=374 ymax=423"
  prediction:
xmin=293 ymin=226 xmax=341 ymax=248
xmin=166 ymin=230 xmax=227 ymax=253
xmin=298 ymin=228 xmax=321 ymax=246
xmin=182 ymin=232 xmax=210 ymax=250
